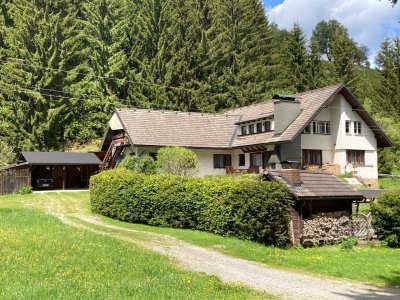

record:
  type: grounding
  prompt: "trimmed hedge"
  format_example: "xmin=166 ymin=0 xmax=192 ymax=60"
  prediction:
xmin=371 ymin=189 xmax=400 ymax=247
xmin=90 ymin=169 xmax=293 ymax=245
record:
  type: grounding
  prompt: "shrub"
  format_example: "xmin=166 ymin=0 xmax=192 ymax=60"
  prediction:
xmin=118 ymin=155 xmax=157 ymax=175
xmin=90 ymin=169 xmax=293 ymax=245
xmin=340 ymin=236 xmax=358 ymax=251
xmin=157 ymin=146 xmax=199 ymax=177
xmin=19 ymin=186 xmax=33 ymax=195
xmin=371 ymin=190 xmax=400 ymax=247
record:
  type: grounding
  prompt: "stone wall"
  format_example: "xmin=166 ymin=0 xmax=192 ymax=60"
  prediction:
xmin=301 ymin=211 xmax=352 ymax=245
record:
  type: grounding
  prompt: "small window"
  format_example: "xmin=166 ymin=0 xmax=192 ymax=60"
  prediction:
xmin=239 ymin=154 xmax=245 ymax=166
xmin=149 ymin=152 xmax=158 ymax=160
xmin=312 ymin=121 xmax=319 ymax=134
xmin=354 ymin=121 xmax=362 ymax=135
xmin=256 ymin=123 xmax=263 ymax=133
xmin=345 ymin=120 xmax=351 ymax=134
xmin=241 ymin=125 xmax=247 ymax=136
xmin=213 ymin=154 xmax=232 ymax=169
xmin=248 ymin=124 xmax=255 ymax=134
xmin=264 ymin=121 xmax=271 ymax=132
xmin=346 ymin=150 xmax=365 ymax=166
xmin=319 ymin=121 xmax=330 ymax=135
xmin=250 ymin=153 xmax=263 ymax=167
xmin=302 ymin=149 xmax=322 ymax=166
xmin=302 ymin=124 xmax=311 ymax=134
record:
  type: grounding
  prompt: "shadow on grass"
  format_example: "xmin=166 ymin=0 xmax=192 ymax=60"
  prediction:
xmin=333 ymin=271 xmax=400 ymax=299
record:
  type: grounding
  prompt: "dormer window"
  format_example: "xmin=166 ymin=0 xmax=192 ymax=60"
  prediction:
xmin=264 ymin=121 xmax=271 ymax=132
xmin=319 ymin=121 xmax=330 ymax=135
xmin=256 ymin=123 xmax=262 ymax=133
xmin=241 ymin=125 xmax=247 ymax=135
xmin=249 ymin=124 xmax=255 ymax=134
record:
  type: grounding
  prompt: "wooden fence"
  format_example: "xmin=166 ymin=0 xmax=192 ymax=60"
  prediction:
xmin=0 ymin=165 xmax=30 ymax=195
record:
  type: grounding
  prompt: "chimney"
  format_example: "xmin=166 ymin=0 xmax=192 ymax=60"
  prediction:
xmin=281 ymin=169 xmax=302 ymax=186
xmin=273 ymin=94 xmax=301 ymax=135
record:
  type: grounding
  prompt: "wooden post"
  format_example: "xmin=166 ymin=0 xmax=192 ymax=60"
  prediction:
xmin=62 ymin=166 xmax=66 ymax=190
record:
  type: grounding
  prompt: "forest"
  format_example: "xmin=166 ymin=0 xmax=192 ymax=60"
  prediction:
xmin=0 ymin=0 xmax=399 ymax=173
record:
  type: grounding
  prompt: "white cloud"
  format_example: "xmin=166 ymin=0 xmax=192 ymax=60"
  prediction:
xmin=266 ymin=0 xmax=400 ymax=65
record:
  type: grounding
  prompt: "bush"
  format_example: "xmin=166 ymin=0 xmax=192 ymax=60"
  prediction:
xmin=340 ymin=236 xmax=358 ymax=251
xmin=90 ymin=169 xmax=293 ymax=245
xmin=19 ymin=186 xmax=33 ymax=195
xmin=118 ymin=155 xmax=157 ymax=175
xmin=157 ymin=146 xmax=199 ymax=176
xmin=371 ymin=190 xmax=400 ymax=247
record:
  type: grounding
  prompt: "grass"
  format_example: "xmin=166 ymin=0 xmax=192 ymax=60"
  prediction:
xmin=0 ymin=198 xmax=271 ymax=299
xmin=2 ymin=192 xmax=400 ymax=289
xmin=379 ymin=177 xmax=400 ymax=190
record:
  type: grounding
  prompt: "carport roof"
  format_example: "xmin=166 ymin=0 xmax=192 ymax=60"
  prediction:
xmin=20 ymin=152 xmax=102 ymax=166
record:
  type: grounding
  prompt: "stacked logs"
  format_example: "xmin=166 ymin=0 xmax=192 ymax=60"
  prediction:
xmin=301 ymin=211 xmax=353 ymax=245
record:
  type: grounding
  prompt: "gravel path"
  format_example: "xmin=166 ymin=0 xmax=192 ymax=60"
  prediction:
xmin=40 ymin=196 xmax=400 ymax=300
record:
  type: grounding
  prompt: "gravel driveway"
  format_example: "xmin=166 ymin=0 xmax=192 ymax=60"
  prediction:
xmin=34 ymin=194 xmax=400 ymax=300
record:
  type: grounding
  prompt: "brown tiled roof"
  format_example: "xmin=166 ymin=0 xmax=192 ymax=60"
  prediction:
xmin=232 ymin=131 xmax=274 ymax=147
xmin=265 ymin=170 xmax=364 ymax=200
xmin=225 ymin=102 xmax=274 ymax=123
xmin=114 ymin=84 xmax=392 ymax=149
xmin=116 ymin=109 xmax=240 ymax=148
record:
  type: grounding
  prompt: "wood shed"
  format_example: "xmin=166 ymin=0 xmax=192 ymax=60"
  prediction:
xmin=264 ymin=169 xmax=365 ymax=245
xmin=0 ymin=152 xmax=102 ymax=195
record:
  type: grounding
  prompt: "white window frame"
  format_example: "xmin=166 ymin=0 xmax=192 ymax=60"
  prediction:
xmin=354 ymin=121 xmax=362 ymax=135
xmin=312 ymin=121 xmax=319 ymax=134
xmin=319 ymin=121 xmax=330 ymax=135
xmin=302 ymin=124 xmax=311 ymax=134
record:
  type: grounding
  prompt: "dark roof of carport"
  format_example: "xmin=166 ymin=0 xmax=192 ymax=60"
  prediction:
xmin=20 ymin=152 xmax=102 ymax=165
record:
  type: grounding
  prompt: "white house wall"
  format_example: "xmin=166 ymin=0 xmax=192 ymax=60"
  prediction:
xmin=301 ymin=94 xmax=378 ymax=180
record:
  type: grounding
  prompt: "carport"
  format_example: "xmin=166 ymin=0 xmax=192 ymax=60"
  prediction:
xmin=20 ymin=152 xmax=102 ymax=190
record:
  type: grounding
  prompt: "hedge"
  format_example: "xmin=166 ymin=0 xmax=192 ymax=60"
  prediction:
xmin=90 ymin=169 xmax=293 ymax=245
xmin=371 ymin=189 xmax=400 ymax=247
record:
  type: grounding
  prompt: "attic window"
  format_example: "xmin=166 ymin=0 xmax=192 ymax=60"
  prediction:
xmin=302 ymin=124 xmax=311 ymax=134
xmin=256 ymin=123 xmax=263 ymax=133
xmin=241 ymin=125 xmax=247 ymax=135
xmin=249 ymin=124 xmax=255 ymax=134
xmin=264 ymin=121 xmax=271 ymax=132
xmin=354 ymin=121 xmax=362 ymax=135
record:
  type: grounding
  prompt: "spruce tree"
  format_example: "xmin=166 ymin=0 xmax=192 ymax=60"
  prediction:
xmin=283 ymin=22 xmax=308 ymax=92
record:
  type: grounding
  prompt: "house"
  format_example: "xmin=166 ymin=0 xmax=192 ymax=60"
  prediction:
xmin=100 ymin=84 xmax=393 ymax=187
xmin=0 ymin=152 xmax=102 ymax=194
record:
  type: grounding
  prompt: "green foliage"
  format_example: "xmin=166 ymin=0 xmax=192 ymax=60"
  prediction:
xmin=371 ymin=190 xmax=400 ymax=247
xmin=157 ymin=146 xmax=199 ymax=177
xmin=90 ymin=169 xmax=293 ymax=245
xmin=18 ymin=186 xmax=32 ymax=195
xmin=0 ymin=138 xmax=15 ymax=168
xmin=118 ymin=155 xmax=157 ymax=175
xmin=340 ymin=236 xmax=358 ymax=252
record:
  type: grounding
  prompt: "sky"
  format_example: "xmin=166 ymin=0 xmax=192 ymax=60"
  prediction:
xmin=262 ymin=0 xmax=400 ymax=67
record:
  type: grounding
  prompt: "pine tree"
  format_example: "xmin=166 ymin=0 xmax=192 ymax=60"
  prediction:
xmin=375 ymin=38 xmax=400 ymax=115
xmin=331 ymin=26 xmax=360 ymax=92
xmin=307 ymin=35 xmax=324 ymax=89
xmin=283 ymin=22 xmax=308 ymax=92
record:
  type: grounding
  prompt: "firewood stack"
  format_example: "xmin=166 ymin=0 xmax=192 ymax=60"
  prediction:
xmin=301 ymin=211 xmax=352 ymax=245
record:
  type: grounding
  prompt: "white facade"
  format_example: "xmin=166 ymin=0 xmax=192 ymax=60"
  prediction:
xmin=301 ymin=95 xmax=378 ymax=180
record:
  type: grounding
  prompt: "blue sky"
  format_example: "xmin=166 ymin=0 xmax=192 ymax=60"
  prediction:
xmin=262 ymin=0 xmax=400 ymax=66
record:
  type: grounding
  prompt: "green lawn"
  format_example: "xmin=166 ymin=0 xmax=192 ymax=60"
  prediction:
xmin=379 ymin=177 xmax=400 ymax=190
xmin=0 ymin=206 xmax=270 ymax=299
xmin=2 ymin=192 xmax=400 ymax=290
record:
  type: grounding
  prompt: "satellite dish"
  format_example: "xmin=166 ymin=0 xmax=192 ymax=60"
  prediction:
xmin=345 ymin=163 xmax=353 ymax=173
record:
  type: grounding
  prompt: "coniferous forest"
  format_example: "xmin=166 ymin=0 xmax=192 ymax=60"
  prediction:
xmin=0 ymin=0 xmax=399 ymax=172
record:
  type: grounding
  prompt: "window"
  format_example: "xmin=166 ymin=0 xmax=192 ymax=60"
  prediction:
xmin=312 ymin=121 xmax=319 ymax=134
xmin=302 ymin=124 xmax=311 ymax=134
xmin=149 ymin=152 xmax=158 ymax=160
xmin=354 ymin=121 xmax=362 ymax=135
xmin=250 ymin=153 xmax=263 ymax=167
xmin=248 ymin=124 xmax=255 ymax=134
xmin=302 ymin=150 xmax=322 ymax=166
xmin=256 ymin=123 xmax=262 ymax=133
xmin=241 ymin=125 xmax=247 ymax=136
xmin=264 ymin=121 xmax=271 ymax=132
xmin=347 ymin=150 xmax=365 ymax=166
xmin=319 ymin=121 xmax=330 ymax=135
xmin=213 ymin=154 xmax=232 ymax=169
xmin=239 ymin=154 xmax=246 ymax=166
xmin=345 ymin=120 xmax=351 ymax=134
